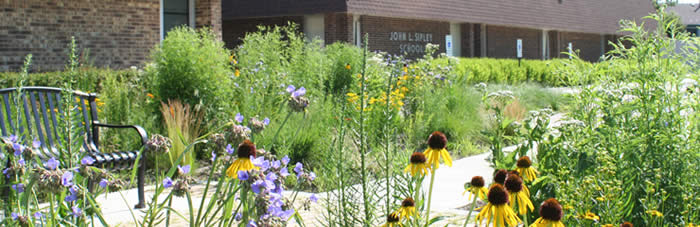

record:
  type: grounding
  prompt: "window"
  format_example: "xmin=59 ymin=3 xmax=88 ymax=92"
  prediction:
xmin=162 ymin=0 xmax=193 ymax=39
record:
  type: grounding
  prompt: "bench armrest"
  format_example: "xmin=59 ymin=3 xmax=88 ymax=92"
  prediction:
xmin=92 ymin=121 xmax=148 ymax=147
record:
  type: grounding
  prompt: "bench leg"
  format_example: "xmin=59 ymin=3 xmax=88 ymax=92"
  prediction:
xmin=134 ymin=159 xmax=146 ymax=209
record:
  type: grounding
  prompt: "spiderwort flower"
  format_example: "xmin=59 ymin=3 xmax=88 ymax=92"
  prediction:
xmin=34 ymin=212 xmax=43 ymax=219
xmin=163 ymin=177 xmax=173 ymax=188
xmin=281 ymin=155 xmax=290 ymax=165
xmin=71 ymin=206 xmax=83 ymax=218
xmin=294 ymin=162 xmax=303 ymax=175
xmin=286 ymin=85 xmax=296 ymax=93
xmin=211 ymin=152 xmax=217 ymax=162
xmin=280 ymin=168 xmax=290 ymax=177
xmin=238 ymin=171 xmax=249 ymax=181
xmin=81 ymin=156 xmax=95 ymax=165
xmin=263 ymin=117 xmax=270 ymax=125
xmin=226 ymin=144 xmax=234 ymax=155
xmin=13 ymin=143 xmax=23 ymax=156
xmin=9 ymin=135 xmax=18 ymax=143
xmin=235 ymin=113 xmax=244 ymax=123
xmin=99 ymin=179 xmax=109 ymax=188
xmin=32 ymin=139 xmax=40 ymax=149
xmin=11 ymin=212 xmax=19 ymax=220
xmin=309 ymin=172 xmax=316 ymax=181
xmin=247 ymin=220 xmax=257 ymax=227
xmin=12 ymin=183 xmax=24 ymax=193
xmin=310 ymin=194 xmax=319 ymax=203
xmin=291 ymin=87 xmax=306 ymax=98
xmin=61 ymin=171 xmax=74 ymax=187
xmin=177 ymin=165 xmax=190 ymax=175
xmin=235 ymin=212 xmax=242 ymax=221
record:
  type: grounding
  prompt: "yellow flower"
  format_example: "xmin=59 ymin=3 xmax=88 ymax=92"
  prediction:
xmin=686 ymin=223 xmax=697 ymax=227
xmin=226 ymin=140 xmax=259 ymax=179
xmin=404 ymin=152 xmax=429 ymax=177
xmin=601 ymin=224 xmax=615 ymax=227
xmin=423 ymin=131 xmax=452 ymax=170
xmin=596 ymin=197 xmax=605 ymax=202
xmin=463 ymin=176 xmax=488 ymax=201
xmin=646 ymin=209 xmax=663 ymax=217
xmin=505 ymin=175 xmax=534 ymax=215
xmin=578 ymin=211 xmax=600 ymax=221
xmin=530 ymin=198 xmax=564 ymax=227
xmin=397 ymin=197 xmax=416 ymax=218
xmin=476 ymin=184 xmax=521 ymax=227
xmin=345 ymin=63 xmax=351 ymax=70
xmin=146 ymin=93 xmax=155 ymax=99
xmin=402 ymin=66 xmax=408 ymax=73
xmin=515 ymin=156 xmax=538 ymax=182
xmin=381 ymin=212 xmax=402 ymax=227
xmin=234 ymin=69 xmax=240 ymax=77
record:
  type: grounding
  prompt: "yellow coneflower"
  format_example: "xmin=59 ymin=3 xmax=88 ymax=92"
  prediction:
xmin=381 ymin=212 xmax=402 ymax=227
xmin=578 ymin=211 xmax=600 ymax=221
xmin=423 ymin=131 xmax=452 ymax=170
xmin=620 ymin=221 xmax=633 ymax=227
xmin=505 ymin=175 xmax=534 ymax=216
xmin=646 ymin=210 xmax=663 ymax=217
xmin=686 ymin=223 xmax=697 ymax=227
xmin=234 ymin=69 xmax=240 ymax=77
xmin=476 ymin=184 xmax=521 ymax=227
xmin=463 ymin=176 xmax=488 ymax=201
xmin=507 ymin=170 xmax=530 ymax=197
xmin=398 ymin=197 xmax=416 ymax=218
xmin=530 ymin=198 xmax=565 ymax=227
xmin=402 ymin=64 xmax=408 ymax=73
xmin=493 ymin=169 xmax=508 ymax=185
xmin=404 ymin=152 xmax=429 ymax=177
xmin=226 ymin=140 xmax=259 ymax=179
xmin=516 ymin=156 xmax=538 ymax=182
xmin=601 ymin=225 xmax=615 ymax=227
xmin=345 ymin=63 xmax=351 ymax=70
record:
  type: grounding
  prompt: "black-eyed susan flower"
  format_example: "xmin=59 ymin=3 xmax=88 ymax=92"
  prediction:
xmin=504 ymin=175 xmax=534 ymax=215
xmin=234 ymin=68 xmax=240 ymax=77
xmin=381 ymin=211 xmax=402 ymax=227
xmin=476 ymin=184 xmax=521 ymax=227
xmin=398 ymin=197 xmax=416 ymax=218
xmin=578 ymin=211 xmax=600 ymax=221
xmin=516 ymin=156 xmax=539 ymax=182
xmin=646 ymin=209 xmax=663 ymax=217
xmin=620 ymin=222 xmax=633 ymax=227
xmin=493 ymin=169 xmax=508 ymax=185
xmin=424 ymin=131 xmax=452 ymax=169
xmin=530 ymin=198 xmax=565 ymax=227
xmin=404 ymin=152 xmax=429 ymax=177
xmin=226 ymin=140 xmax=259 ymax=179
xmin=463 ymin=176 xmax=488 ymax=201
xmin=345 ymin=63 xmax=351 ymax=70
xmin=601 ymin=225 xmax=614 ymax=227
xmin=507 ymin=170 xmax=530 ymax=196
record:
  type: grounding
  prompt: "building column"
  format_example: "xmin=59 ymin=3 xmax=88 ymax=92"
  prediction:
xmin=195 ymin=0 xmax=222 ymax=38
xmin=548 ymin=30 xmax=559 ymax=59
xmin=541 ymin=29 xmax=548 ymax=60
xmin=449 ymin=23 xmax=462 ymax=57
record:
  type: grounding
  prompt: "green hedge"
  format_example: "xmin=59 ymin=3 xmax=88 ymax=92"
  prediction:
xmin=429 ymin=57 xmax=594 ymax=86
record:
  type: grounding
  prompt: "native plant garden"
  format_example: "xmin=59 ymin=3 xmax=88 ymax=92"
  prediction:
xmin=1 ymin=10 xmax=698 ymax=227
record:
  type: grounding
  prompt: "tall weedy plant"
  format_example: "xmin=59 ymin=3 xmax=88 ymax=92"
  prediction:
xmin=160 ymin=100 xmax=203 ymax=169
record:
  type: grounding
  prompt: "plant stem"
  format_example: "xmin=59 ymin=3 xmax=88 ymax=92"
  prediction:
xmin=425 ymin=164 xmax=437 ymax=227
xmin=271 ymin=111 xmax=293 ymax=147
xmin=463 ymin=195 xmax=478 ymax=227
xmin=523 ymin=212 xmax=529 ymax=227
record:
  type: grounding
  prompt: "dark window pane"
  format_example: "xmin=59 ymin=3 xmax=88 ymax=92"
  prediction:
xmin=164 ymin=14 xmax=189 ymax=35
xmin=164 ymin=0 xmax=188 ymax=13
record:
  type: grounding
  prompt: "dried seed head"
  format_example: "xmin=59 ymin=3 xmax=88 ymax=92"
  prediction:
xmin=288 ymin=96 xmax=310 ymax=112
xmin=237 ymin=140 xmax=256 ymax=158
xmin=487 ymin=184 xmax=509 ymax=205
xmin=517 ymin=156 xmax=532 ymax=168
xmin=409 ymin=152 xmax=427 ymax=164
xmin=620 ymin=222 xmax=633 ymax=227
xmin=402 ymin=197 xmax=415 ymax=207
xmin=249 ymin=117 xmax=266 ymax=133
xmin=172 ymin=180 xmax=190 ymax=197
xmin=504 ymin=175 xmax=523 ymax=193
xmin=539 ymin=198 xmax=563 ymax=221
xmin=494 ymin=169 xmax=508 ymax=185
xmin=427 ymin=131 xmax=447 ymax=149
xmin=470 ymin=176 xmax=485 ymax=188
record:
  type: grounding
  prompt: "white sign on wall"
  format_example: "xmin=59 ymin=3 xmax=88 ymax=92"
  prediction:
xmin=446 ymin=35 xmax=453 ymax=56
xmin=568 ymin=42 xmax=573 ymax=59
xmin=516 ymin=39 xmax=523 ymax=58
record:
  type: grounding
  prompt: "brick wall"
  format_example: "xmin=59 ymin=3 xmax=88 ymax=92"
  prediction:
xmin=0 ymin=0 xmax=160 ymax=72
xmin=558 ymin=32 xmax=604 ymax=61
xmin=361 ymin=15 xmax=448 ymax=59
xmin=196 ymin=0 xmax=222 ymax=38
xmin=485 ymin=25 xmax=542 ymax=59
xmin=325 ymin=13 xmax=353 ymax=45
xmin=221 ymin=17 xmax=304 ymax=49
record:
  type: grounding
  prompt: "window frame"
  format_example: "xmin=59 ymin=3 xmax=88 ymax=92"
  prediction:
xmin=160 ymin=0 xmax=195 ymax=41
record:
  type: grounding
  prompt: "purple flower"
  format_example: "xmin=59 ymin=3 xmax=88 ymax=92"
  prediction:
xmin=177 ymin=165 xmax=190 ymax=175
xmin=309 ymin=172 xmax=316 ymax=181
xmin=235 ymin=113 xmax=244 ymax=123
xmin=271 ymin=160 xmax=281 ymax=169
xmin=99 ymin=179 xmax=109 ymax=188
xmin=163 ymin=177 xmax=173 ymax=188
xmin=34 ymin=211 xmax=43 ymax=219
xmin=250 ymin=87 xmax=254 ymax=93
xmin=65 ymin=192 xmax=77 ymax=202
xmin=286 ymin=85 xmax=296 ymax=93
xmin=13 ymin=143 xmax=23 ymax=156
xmin=281 ymin=156 xmax=290 ymax=165
xmin=280 ymin=168 xmax=290 ymax=177
xmin=32 ymin=139 xmax=41 ymax=149
xmin=294 ymin=162 xmax=303 ymax=175
xmin=310 ymin=194 xmax=318 ymax=203
xmin=61 ymin=171 xmax=74 ymax=187
xmin=9 ymin=135 xmax=18 ymax=143
xmin=272 ymin=184 xmax=283 ymax=194
xmin=247 ymin=220 xmax=257 ymax=227
xmin=18 ymin=159 xmax=25 ymax=166
xmin=12 ymin=183 xmax=24 ymax=193
xmin=3 ymin=168 xmax=9 ymax=178
xmin=266 ymin=172 xmax=278 ymax=181
xmin=291 ymin=87 xmax=306 ymax=98
xmin=211 ymin=152 xmax=217 ymax=162
xmin=252 ymin=156 xmax=268 ymax=170
xmin=11 ymin=212 xmax=19 ymax=220
xmin=263 ymin=117 xmax=270 ymax=126
xmin=251 ymin=179 xmax=274 ymax=194
xmin=81 ymin=156 xmax=95 ymax=165
xmin=46 ymin=157 xmax=59 ymax=170
xmin=71 ymin=206 xmax=82 ymax=218
xmin=225 ymin=144 xmax=234 ymax=155
xmin=235 ymin=212 xmax=242 ymax=221
xmin=238 ymin=171 xmax=249 ymax=181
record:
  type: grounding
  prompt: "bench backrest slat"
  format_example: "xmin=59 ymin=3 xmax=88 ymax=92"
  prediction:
xmin=46 ymin=93 xmax=62 ymax=149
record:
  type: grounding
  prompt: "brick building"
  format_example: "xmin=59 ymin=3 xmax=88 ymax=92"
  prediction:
xmin=1 ymin=0 xmax=654 ymax=71
xmin=222 ymin=0 xmax=655 ymax=61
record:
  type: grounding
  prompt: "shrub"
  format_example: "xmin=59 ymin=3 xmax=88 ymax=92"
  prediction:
xmin=149 ymin=26 xmax=233 ymax=126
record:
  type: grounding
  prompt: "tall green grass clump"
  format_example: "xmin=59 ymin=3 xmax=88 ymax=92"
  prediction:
xmin=160 ymin=100 xmax=203 ymax=169
xmin=149 ymin=26 xmax=233 ymax=125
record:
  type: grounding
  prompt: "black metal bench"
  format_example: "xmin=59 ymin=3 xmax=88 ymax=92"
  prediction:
xmin=0 ymin=86 xmax=147 ymax=208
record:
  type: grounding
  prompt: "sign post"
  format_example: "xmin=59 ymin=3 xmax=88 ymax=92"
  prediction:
xmin=445 ymin=35 xmax=453 ymax=57
xmin=516 ymin=39 xmax=523 ymax=66
xmin=568 ymin=42 xmax=573 ymax=60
